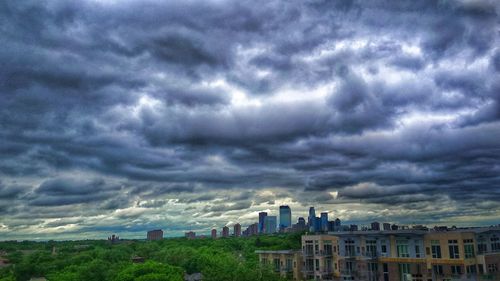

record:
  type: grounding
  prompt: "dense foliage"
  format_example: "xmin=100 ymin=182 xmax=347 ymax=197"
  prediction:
xmin=0 ymin=232 xmax=303 ymax=281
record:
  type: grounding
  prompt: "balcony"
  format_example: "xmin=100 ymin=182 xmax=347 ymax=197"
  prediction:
xmin=340 ymin=270 xmax=355 ymax=276
xmin=303 ymin=250 xmax=314 ymax=256
xmin=318 ymin=250 xmax=334 ymax=257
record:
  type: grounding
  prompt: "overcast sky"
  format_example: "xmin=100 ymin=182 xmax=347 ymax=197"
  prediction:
xmin=1 ymin=0 xmax=499 ymax=240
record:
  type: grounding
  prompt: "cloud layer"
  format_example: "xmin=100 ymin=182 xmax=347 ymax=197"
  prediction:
xmin=1 ymin=0 xmax=499 ymax=239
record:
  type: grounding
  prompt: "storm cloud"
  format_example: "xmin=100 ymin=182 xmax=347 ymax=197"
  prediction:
xmin=0 ymin=0 xmax=499 ymax=239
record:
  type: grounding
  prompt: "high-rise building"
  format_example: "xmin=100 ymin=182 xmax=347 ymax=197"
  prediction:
xmin=320 ymin=212 xmax=328 ymax=232
xmin=314 ymin=217 xmax=322 ymax=232
xmin=249 ymin=223 xmax=258 ymax=236
xmin=298 ymin=217 xmax=306 ymax=226
xmin=234 ymin=223 xmax=241 ymax=237
xmin=264 ymin=216 xmax=277 ymax=234
xmin=222 ymin=226 xmax=229 ymax=237
xmin=258 ymin=212 xmax=268 ymax=233
xmin=147 ymin=229 xmax=163 ymax=240
xmin=308 ymin=207 xmax=316 ymax=227
xmin=211 ymin=228 xmax=217 ymax=239
xmin=279 ymin=205 xmax=292 ymax=230
xmin=334 ymin=218 xmax=341 ymax=231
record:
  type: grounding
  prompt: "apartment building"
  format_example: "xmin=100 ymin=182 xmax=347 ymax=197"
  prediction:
xmin=300 ymin=226 xmax=500 ymax=281
xmin=256 ymin=250 xmax=303 ymax=280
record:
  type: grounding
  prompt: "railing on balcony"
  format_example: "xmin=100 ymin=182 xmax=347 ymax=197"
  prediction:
xmin=303 ymin=250 xmax=314 ymax=256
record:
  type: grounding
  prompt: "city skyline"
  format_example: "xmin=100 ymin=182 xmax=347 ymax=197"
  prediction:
xmin=1 ymin=0 xmax=500 ymax=241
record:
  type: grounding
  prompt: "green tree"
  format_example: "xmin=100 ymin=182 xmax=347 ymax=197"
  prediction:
xmin=113 ymin=261 xmax=183 ymax=281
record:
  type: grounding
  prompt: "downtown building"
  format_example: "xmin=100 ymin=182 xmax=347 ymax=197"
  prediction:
xmin=257 ymin=226 xmax=500 ymax=281
xmin=280 ymin=205 xmax=292 ymax=231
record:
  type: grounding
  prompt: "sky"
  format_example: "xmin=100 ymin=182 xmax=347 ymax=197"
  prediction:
xmin=0 ymin=0 xmax=499 ymax=240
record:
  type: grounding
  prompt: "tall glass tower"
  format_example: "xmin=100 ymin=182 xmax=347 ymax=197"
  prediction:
xmin=279 ymin=205 xmax=292 ymax=230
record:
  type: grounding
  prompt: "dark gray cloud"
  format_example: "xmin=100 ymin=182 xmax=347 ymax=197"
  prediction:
xmin=0 ymin=0 xmax=499 ymax=239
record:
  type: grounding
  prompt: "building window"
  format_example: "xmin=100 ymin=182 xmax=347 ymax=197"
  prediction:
xmin=432 ymin=265 xmax=443 ymax=275
xmin=315 ymin=259 xmax=319 ymax=271
xmin=261 ymin=258 xmax=268 ymax=265
xmin=345 ymin=240 xmax=355 ymax=256
xmin=451 ymin=265 xmax=462 ymax=275
xmin=399 ymin=263 xmax=410 ymax=281
xmin=491 ymin=236 xmax=500 ymax=251
xmin=448 ymin=240 xmax=460 ymax=259
xmin=285 ymin=259 xmax=293 ymax=272
xmin=415 ymin=245 xmax=421 ymax=258
xmin=273 ymin=258 xmax=280 ymax=272
xmin=466 ymin=265 xmax=477 ymax=274
xmin=366 ymin=240 xmax=377 ymax=257
xmin=381 ymin=244 xmax=387 ymax=254
xmin=488 ymin=264 xmax=498 ymax=273
xmin=464 ymin=243 xmax=475 ymax=258
xmin=397 ymin=240 xmax=410 ymax=258
xmin=305 ymin=259 xmax=314 ymax=271
xmin=345 ymin=261 xmax=353 ymax=272
xmin=324 ymin=243 xmax=333 ymax=255
xmin=478 ymin=243 xmax=487 ymax=254
xmin=431 ymin=240 xmax=441 ymax=259
xmin=383 ymin=263 xmax=389 ymax=281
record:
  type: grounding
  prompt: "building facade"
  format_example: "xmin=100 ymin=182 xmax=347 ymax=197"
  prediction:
xmin=264 ymin=216 xmax=277 ymax=234
xmin=280 ymin=206 xmax=292 ymax=231
xmin=146 ymin=229 xmax=163 ymax=241
xmin=259 ymin=212 xmax=268 ymax=234
xmin=256 ymin=250 xmax=303 ymax=281
xmin=222 ymin=226 xmax=229 ymax=238
xmin=234 ymin=223 xmax=241 ymax=237
xmin=299 ymin=227 xmax=500 ymax=281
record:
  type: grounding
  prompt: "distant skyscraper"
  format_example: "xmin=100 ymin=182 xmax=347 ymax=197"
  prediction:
xmin=249 ymin=223 xmax=259 ymax=235
xmin=264 ymin=216 xmax=277 ymax=234
xmin=308 ymin=207 xmax=316 ymax=227
xmin=279 ymin=205 xmax=292 ymax=230
xmin=185 ymin=231 xmax=196 ymax=239
xmin=258 ymin=212 xmax=268 ymax=233
xmin=320 ymin=212 xmax=328 ymax=231
xmin=211 ymin=228 xmax=217 ymax=239
xmin=222 ymin=226 xmax=229 ymax=237
xmin=234 ymin=223 xmax=241 ymax=237
xmin=314 ymin=217 xmax=322 ymax=232
xmin=335 ymin=218 xmax=341 ymax=229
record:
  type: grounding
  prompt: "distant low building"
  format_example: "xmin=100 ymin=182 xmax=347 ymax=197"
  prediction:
xmin=107 ymin=234 xmax=120 ymax=243
xmin=184 ymin=272 xmax=202 ymax=281
xmin=147 ymin=229 xmax=163 ymax=241
xmin=131 ymin=256 xmax=145 ymax=263
xmin=185 ymin=231 xmax=196 ymax=239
